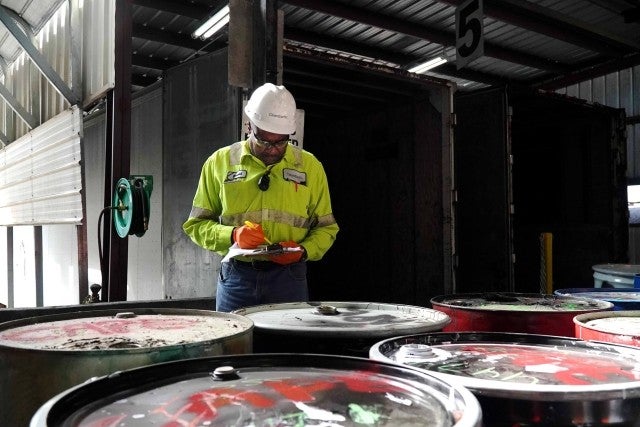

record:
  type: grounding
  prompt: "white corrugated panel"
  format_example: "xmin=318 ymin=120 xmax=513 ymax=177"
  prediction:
xmin=5 ymin=0 xmax=116 ymax=138
xmin=82 ymin=0 xmax=115 ymax=107
xmin=556 ymin=64 xmax=640 ymax=180
xmin=0 ymin=105 xmax=83 ymax=225
xmin=8 ymin=2 xmax=73 ymax=139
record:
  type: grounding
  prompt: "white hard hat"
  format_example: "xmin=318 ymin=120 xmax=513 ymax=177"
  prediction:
xmin=244 ymin=83 xmax=296 ymax=135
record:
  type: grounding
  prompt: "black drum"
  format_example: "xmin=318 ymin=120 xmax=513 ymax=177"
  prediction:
xmin=31 ymin=353 xmax=482 ymax=426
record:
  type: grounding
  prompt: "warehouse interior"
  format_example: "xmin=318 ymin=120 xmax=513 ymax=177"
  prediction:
xmin=1 ymin=1 xmax=640 ymax=426
xmin=0 ymin=0 xmax=638 ymax=308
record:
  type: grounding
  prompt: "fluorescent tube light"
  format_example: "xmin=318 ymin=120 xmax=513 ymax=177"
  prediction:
xmin=193 ymin=5 xmax=230 ymax=40
xmin=408 ymin=56 xmax=448 ymax=74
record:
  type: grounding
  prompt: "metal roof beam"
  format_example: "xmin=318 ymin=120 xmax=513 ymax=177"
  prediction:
xmin=132 ymin=24 xmax=207 ymax=50
xmin=438 ymin=0 xmax=640 ymax=55
xmin=0 ymin=129 xmax=8 ymax=147
xmin=286 ymin=76 xmax=401 ymax=103
xmin=132 ymin=53 xmax=180 ymax=70
xmin=132 ymin=74 xmax=160 ymax=87
xmin=284 ymin=44 xmax=454 ymax=91
xmin=284 ymin=57 xmax=425 ymax=97
xmin=280 ymin=0 xmax=571 ymax=73
xmin=0 ymin=5 xmax=78 ymax=106
xmin=0 ymin=81 xmax=38 ymax=129
xmin=530 ymin=52 xmax=640 ymax=90
xmin=285 ymin=27 xmax=411 ymax=65
xmin=285 ymin=28 xmax=509 ymax=87
xmin=131 ymin=0 xmax=214 ymax=20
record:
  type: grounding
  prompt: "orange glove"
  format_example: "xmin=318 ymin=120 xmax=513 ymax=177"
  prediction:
xmin=269 ymin=241 xmax=306 ymax=265
xmin=233 ymin=224 xmax=265 ymax=249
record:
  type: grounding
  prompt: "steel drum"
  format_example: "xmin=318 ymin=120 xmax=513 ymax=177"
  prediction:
xmin=31 ymin=353 xmax=482 ymax=426
xmin=233 ymin=301 xmax=450 ymax=356
xmin=555 ymin=288 xmax=640 ymax=310
xmin=575 ymin=310 xmax=640 ymax=347
xmin=0 ymin=308 xmax=253 ymax=427
xmin=370 ymin=331 xmax=640 ymax=426
xmin=430 ymin=292 xmax=613 ymax=336
xmin=592 ymin=263 xmax=640 ymax=288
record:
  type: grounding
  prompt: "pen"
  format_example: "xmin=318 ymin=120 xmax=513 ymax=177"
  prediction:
xmin=244 ymin=220 xmax=273 ymax=244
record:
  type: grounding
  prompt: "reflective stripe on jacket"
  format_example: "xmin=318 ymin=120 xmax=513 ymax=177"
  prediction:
xmin=183 ymin=140 xmax=339 ymax=261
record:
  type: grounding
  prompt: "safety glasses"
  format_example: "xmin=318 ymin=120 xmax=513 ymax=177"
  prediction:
xmin=250 ymin=127 xmax=290 ymax=149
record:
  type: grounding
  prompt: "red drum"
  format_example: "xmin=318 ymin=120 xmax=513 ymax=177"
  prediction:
xmin=430 ymin=292 xmax=613 ymax=337
xmin=574 ymin=310 xmax=640 ymax=347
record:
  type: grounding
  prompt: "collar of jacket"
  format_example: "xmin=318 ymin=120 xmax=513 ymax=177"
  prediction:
xmin=229 ymin=140 xmax=302 ymax=168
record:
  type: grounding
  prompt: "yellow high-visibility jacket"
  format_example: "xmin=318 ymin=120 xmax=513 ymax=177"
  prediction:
xmin=183 ymin=140 xmax=339 ymax=261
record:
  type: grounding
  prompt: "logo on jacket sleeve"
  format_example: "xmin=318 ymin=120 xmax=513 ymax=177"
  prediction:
xmin=225 ymin=170 xmax=247 ymax=183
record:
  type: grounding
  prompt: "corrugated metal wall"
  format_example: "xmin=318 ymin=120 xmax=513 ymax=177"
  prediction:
xmin=0 ymin=105 xmax=82 ymax=225
xmin=3 ymin=1 xmax=71 ymax=139
xmin=0 ymin=0 xmax=114 ymax=142
xmin=81 ymin=0 xmax=116 ymax=107
xmin=556 ymin=65 xmax=640 ymax=180
xmin=0 ymin=0 xmax=116 ymax=307
xmin=556 ymin=65 xmax=640 ymax=265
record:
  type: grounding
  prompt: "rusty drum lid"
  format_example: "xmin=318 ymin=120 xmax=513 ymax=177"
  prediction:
xmin=31 ymin=354 xmax=482 ymax=427
xmin=0 ymin=308 xmax=253 ymax=351
xmin=233 ymin=301 xmax=451 ymax=338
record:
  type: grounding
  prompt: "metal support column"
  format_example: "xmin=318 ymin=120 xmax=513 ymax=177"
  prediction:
xmin=34 ymin=226 xmax=43 ymax=306
xmin=101 ymin=0 xmax=132 ymax=301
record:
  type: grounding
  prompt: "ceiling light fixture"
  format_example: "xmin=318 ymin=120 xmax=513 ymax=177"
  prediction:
xmin=193 ymin=5 xmax=230 ymax=40
xmin=408 ymin=56 xmax=448 ymax=74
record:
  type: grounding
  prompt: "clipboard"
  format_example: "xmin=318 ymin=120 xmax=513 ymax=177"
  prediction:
xmin=222 ymin=243 xmax=303 ymax=263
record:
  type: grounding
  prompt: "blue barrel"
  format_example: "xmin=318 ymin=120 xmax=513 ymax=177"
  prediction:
xmin=554 ymin=288 xmax=640 ymax=310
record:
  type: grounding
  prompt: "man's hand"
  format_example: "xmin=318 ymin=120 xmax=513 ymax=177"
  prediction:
xmin=269 ymin=241 xmax=306 ymax=265
xmin=233 ymin=224 xmax=266 ymax=248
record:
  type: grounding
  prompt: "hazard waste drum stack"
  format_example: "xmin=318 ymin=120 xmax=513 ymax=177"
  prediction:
xmin=370 ymin=331 xmax=640 ymax=426
xmin=30 ymin=353 xmax=483 ymax=426
xmin=0 ymin=308 xmax=253 ymax=427
xmin=232 ymin=301 xmax=451 ymax=357
xmin=430 ymin=292 xmax=613 ymax=336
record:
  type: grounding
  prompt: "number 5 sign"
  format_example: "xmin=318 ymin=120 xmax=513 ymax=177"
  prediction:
xmin=456 ymin=0 xmax=484 ymax=70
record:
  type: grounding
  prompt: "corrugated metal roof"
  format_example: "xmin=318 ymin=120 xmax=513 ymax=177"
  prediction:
xmin=0 ymin=0 xmax=638 ymax=100
xmin=0 ymin=0 xmax=66 ymax=63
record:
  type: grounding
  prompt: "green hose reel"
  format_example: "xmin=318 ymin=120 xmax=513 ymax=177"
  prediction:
xmin=112 ymin=175 xmax=153 ymax=238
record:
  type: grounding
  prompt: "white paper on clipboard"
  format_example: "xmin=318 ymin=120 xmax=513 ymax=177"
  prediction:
xmin=221 ymin=243 xmax=303 ymax=263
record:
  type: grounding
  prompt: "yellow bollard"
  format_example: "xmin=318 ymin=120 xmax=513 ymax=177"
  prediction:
xmin=539 ymin=232 xmax=553 ymax=294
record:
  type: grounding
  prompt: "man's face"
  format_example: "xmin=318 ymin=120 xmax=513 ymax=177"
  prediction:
xmin=249 ymin=124 xmax=290 ymax=166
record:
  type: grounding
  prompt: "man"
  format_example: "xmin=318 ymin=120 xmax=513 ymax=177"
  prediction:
xmin=183 ymin=83 xmax=339 ymax=312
